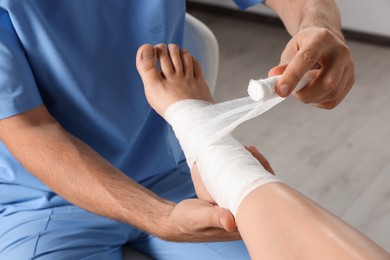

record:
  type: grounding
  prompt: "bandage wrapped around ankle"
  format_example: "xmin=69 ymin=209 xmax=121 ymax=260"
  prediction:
xmin=164 ymin=74 xmax=312 ymax=215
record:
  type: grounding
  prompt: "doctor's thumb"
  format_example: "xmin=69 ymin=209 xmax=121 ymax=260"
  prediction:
xmin=268 ymin=64 xmax=293 ymax=97
xmin=208 ymin=207 xmax=237 ymax=232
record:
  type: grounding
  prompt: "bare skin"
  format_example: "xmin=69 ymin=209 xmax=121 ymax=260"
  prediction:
xmin=265 ymin=0 xmax=355 ymax=109
xmin=137 ymin=43 xmax=213 ymax=117
xmin=136 ymin=43 xmax=390 ymax=259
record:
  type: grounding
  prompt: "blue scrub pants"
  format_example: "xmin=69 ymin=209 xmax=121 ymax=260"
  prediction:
xmin=0 ymin=165 xmax=250 ymax=259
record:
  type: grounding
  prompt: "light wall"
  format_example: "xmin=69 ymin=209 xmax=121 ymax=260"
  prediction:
xmin=189 ymin=0 xmax=390 ymax=37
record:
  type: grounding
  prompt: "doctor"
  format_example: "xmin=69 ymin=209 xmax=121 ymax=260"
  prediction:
xmin=0 ymin=0 xmax=353 ymax=259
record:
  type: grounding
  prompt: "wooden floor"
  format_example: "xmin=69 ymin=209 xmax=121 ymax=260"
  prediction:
xmin=188 ymin=9 xmax=390 ymax=251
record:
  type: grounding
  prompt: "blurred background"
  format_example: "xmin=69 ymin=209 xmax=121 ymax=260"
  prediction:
xmin=187 ymin=0 xmax=390 ymax=251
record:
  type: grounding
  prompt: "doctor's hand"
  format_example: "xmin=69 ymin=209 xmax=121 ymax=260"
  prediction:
xmin=269 ymin=27 xmax=355 ymax=109
xmin=166 ymin=198 xmax=240 ymax=242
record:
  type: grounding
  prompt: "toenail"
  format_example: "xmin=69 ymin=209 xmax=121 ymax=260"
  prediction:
xmin=157 ymin=44 xmax=167 ymax=50
xmin=169 ymin=44 xmax=178 ymax=50
xmin=181 ymin=48 xmax=188 ymax=53
xmin=141 ymin=47 xmax=154 ymax=60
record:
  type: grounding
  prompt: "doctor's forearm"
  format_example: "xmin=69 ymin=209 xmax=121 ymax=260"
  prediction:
xmin=0 ymin=105 xmax=175 ymax=239
xmin=265 ymin=0 xmax=343 ymax=38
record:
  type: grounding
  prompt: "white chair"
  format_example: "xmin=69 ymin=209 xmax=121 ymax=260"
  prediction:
xmin=122 ymin=13 xmax=219 ymax=260
xmin=183 ymin=13 xmax=219 ymax=94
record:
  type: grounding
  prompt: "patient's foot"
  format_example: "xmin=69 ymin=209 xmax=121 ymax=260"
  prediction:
xmin=136 ymin=44 xmax=214 ymax=116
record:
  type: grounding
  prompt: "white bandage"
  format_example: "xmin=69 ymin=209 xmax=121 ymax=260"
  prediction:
xmin=164 ymin=74 xmax=312 ymax=215
xmin=165 ymin=100 xmax=280 ymax=214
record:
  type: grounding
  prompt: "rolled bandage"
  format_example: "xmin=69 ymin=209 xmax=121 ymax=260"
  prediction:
xmin=165 ymin=73 xmax=313 ymax=215
xmin=248 ymin=73 xmax=313 ymax=101
xmin=248 ymin=76 xmax=280 ymax=101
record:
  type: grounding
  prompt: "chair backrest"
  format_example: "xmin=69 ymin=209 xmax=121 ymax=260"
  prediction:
xmin=183 ymin=13 xmax=219 ymax=94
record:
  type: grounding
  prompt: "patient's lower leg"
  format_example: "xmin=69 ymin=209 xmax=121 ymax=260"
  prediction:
xmin=238 ymin=182 xmax=389 ymax=259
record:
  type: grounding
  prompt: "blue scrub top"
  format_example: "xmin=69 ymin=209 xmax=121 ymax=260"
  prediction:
xmin=0 ymin=0 xmax=261 ymax=215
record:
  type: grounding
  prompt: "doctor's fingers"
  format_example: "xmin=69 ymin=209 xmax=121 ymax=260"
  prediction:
xmin=294 ymin=54 xmax=355 ymax=108
xmin=277 ymin=28 xmax=352 ymax=99
xmin=246 ymin=146 xmax=275 ymax=175
xmin=312 ymin=72 xmax=355 ymax=110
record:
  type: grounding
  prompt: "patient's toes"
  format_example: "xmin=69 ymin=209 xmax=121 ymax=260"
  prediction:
xmin=136 ymin=44 xmax=161 ymax=85
xmin=192 ymin=56 xmax=204 ymax=79
xmin=181 ymin=48 xmax=193 ymax=78
xmin=168 ymin=44 xmax=183 ymax=75
xmin=156 ymin=44 xmax=174 ymax=76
